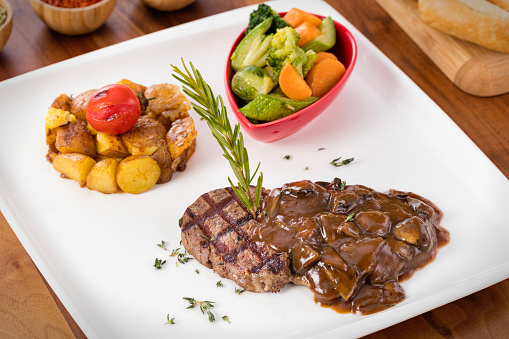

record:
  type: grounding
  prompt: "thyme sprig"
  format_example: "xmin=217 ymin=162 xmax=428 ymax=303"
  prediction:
xmin=171 ymin=59 xmax=263 ymax=218
xmin=183 ymin=297 xmax=216 ymax=322
xmin=331 ymin=157 xmax=355 ymax=167
xmin=154 ymin=258 xmax=166 ymax=269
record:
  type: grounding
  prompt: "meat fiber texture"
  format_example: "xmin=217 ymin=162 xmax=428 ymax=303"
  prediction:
xmin=180 ymin=187 xmax=291 ymax=293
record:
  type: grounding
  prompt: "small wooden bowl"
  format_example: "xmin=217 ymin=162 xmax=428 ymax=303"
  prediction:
xmin=30 ymin=0 xmax=116 ymax=36
xmin=0 ymin=0 xmax=13 ymax=52
xmin=141 ymin=0 xmax=194 ymax=11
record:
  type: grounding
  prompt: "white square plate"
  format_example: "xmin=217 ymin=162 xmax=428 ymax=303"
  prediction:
xmin=0 ymin=1 xmax=508 ymax=338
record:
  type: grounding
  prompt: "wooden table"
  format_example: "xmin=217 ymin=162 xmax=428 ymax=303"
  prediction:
xmin=1 ymin=0 xmax=508 ymax=338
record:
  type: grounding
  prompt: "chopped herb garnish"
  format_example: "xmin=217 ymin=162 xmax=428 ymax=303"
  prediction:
xmin=216 ymin=280 xmax=224 ymax=288
xmin=157 ymin=240 xmax=168 ymax=251
xmin=195 ymin=269 xmax=200 ymax=274
xmin=304 ymin=166 xmax=309 ymax=170
xmin=154 ymin=258 xmax=166 ymax=269
xmin=172 ymin=60 xmax=263 ymax=219
xmin=183 ymin=297 xmax=216 ymax=322
xmin=178 ymin=218 xmax=183 ymax=228
xmin=345 ymin=213 xmax=355 ymax=222
xmin=177 ymin=252 xmax=192 ymax=265
xmin=169 ymin=248 xmax=181 ymax=256
xmin=330 ymin=157 xmax=355 ymax=167
xmin=235 ymin=287 xmax=245 ymax=295
xmin=284 ymin=154 xmax=291 ymax=160
xmin=164 ymin=314 xmax=175 ymax=325
xmin=222 ymin=315 xmax=230 ymax=323
xmin=318 ymin=147 xmax=325 ymax=151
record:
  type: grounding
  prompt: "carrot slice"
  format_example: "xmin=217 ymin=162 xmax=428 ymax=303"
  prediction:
xmin=306 ymin=59 xmax=346 ymax=98
xmin=313 ymin=52 xmax=338 ymax=65
xmin=283 ymin=8 xmax=322 ymax=28
xmin=279 ymin=62 xmax=313 ymax=100
xmin=295 ymin=21 xmax=322 ymax=47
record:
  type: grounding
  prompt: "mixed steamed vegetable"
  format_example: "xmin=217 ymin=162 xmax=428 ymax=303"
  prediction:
xmin=230 ymin=4 xmax=346 ymax=123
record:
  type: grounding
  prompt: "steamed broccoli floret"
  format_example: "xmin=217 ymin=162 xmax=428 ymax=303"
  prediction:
xmin=245 ymin=4 xmax=289 ymax=35
xmin=266 ymin=26 xmax=316 ymax=78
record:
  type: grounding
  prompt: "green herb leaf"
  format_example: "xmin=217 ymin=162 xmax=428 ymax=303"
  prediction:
xmin=284 ymin=154 xmax=291 ymax=160
xmin=345 ymin=212 xmax=355 ymax=222
xmin=171 ymin=59 xmax=263 ymax=218
xmin=164 ymin=314 xmax=175 ymax=325
xmin=330 ymin=157 xmax=355 ymax=167
xmin=216 ymin=280 xmax=224 ymax=288
xmin=235 ymin=287 xmax=245 ymax=295
xmin=157 ymin=240 xmax=168 ymax=251
xmin=154 ymin=258 xmax=166 ymax=269
xmin=183 ymin=297 xmax=216 ymax=322
xmin=222 ymin=315 xmax=230 ymax=323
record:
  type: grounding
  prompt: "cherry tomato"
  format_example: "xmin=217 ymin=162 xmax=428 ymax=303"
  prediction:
xmin=86 ymin=84 xmax=141 ymax=135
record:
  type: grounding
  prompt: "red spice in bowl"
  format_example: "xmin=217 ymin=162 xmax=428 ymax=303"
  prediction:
xmin=225 ymin=14 xmax=357 ymax=143
xmin=42 ymin=0 xmax=103 ymax=8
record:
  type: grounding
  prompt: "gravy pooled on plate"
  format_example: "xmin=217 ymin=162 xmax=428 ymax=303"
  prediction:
xmin=254 ymin=178 xmax=449 ymax=315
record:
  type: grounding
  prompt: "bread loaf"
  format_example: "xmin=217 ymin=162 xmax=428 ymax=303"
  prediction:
xmin=418 ymin=0 xmax=509 ymax=53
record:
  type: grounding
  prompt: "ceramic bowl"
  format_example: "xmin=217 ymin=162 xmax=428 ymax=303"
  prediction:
xmin=30 ymin=0 xmax=116 ymax=35
xmin=140 ymin=0 xmax=194 ymax=11
xmin=0 ymin=0 xmax=12 ymax=52
xmin=225 ymin=14 xmax=357 ymax=143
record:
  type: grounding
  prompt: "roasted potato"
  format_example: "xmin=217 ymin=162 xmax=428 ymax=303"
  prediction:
xmin=116 ymin=155 xmax=161 ymax=194
xmin=51 ymin=94 xmax=72 ymax=112
xmin=150 ymin=139 xmax=173 ymax=184
xmin=86 ymin=158 xmax=120 ymax=194
xmin=71 ymin=89 xmax=96 ymax=121
xmin=45 ymin=107 xmax=77 ymax=145
xmin=95 ymin=132 xmax=130 ymax=158
xmin=121 ymin=117 xmax=166 ymax=155
xmin=53 ymin=153 xmax=97 ymax=187
xmin=55 ymin=121 xmax=97 ymax=158
xmin=145 ymin=83 xmax=191 ymax=119
xmin=46 ymin=81 xmax=195 ymax=194
xmin=166 ymin=116 xmax=197 ymax=171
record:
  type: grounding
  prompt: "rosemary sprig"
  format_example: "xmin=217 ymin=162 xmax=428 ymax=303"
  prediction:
xmin=171 ymin=59 xmax=263 ymax=218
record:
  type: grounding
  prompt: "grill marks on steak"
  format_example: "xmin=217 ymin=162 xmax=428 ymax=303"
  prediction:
xmin=181 ymin=187 xmax=290 ymax=292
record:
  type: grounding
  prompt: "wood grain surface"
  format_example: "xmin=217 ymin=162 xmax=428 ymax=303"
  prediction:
xmin=374 ymin=0 xmax=509 ymax=97
xmin=0 ymin=0 xmax=508 ymax=338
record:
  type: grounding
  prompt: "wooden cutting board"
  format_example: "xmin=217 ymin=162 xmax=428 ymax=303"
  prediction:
xmin=373 ymin=0 xmax=509 ymax=97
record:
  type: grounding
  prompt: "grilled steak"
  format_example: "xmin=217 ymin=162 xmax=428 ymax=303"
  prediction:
xmin=180 ymin=186 xmax=291 ymax=292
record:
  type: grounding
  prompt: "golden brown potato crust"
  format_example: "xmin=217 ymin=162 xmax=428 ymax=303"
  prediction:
xmin=45 ymin=80 xmax=197 ymax=194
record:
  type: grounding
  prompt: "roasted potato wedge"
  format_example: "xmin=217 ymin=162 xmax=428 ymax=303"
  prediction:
xmin=145 ymin=83 xmax=191 ymax=118
xmin=71 ymin=89 xmax=96 ymax=121
xmin=95 ymin=132 xmax=130 ymax=158
xmin=45 ymin=107 xmax=77 ymax=145
xmin=53 ymin=153 xmax=97 ymax=187
xmin=55 ymin=121 xmax=97 ymax=158
xmin=150 ymin=139 xmax=173 ymax=184
xmin=51 ymin=94 xmax=72 ymax=112
xmin=116 ymin=155 xmax=161 ymax=194
xmin=86 ymin=158 xmax=120 ymax=194
xmin=121 ymin=118 xmax=166 ymax=155
xmin=167 ymin=116 xmax=197 ymax=170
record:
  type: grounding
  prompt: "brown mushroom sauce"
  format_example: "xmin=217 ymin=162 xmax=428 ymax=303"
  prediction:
xmin=254 ymin=178 xmax=450 ymax=315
